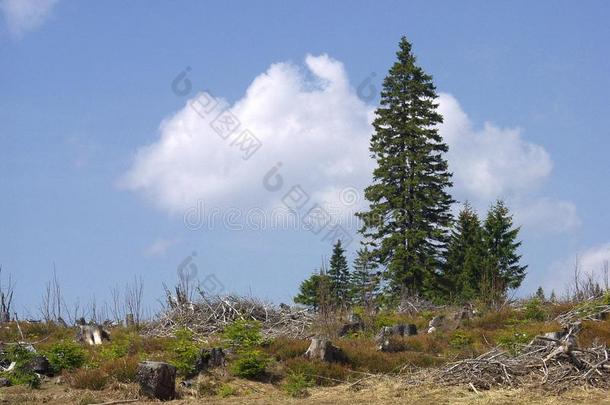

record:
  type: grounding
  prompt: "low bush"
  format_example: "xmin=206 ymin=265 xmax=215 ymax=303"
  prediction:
xmin=100 ymin=356 xmax=139 ymax=383
xmin=217 ymin=383 xmax=237 ymax=397
xmin=523 ymin=299 xmax=546 ymax=321
xmin=229 ymin=349 xmax=269 ymax=379
xmin=100 ymin=331 xmax=141 ymax=360
xmin=222 ymin=319 xmax=263 ymax=349
xmin=283 ymin=357 xmax=350 ymax=386
xmin=44 ymin=340 xmax=87 ymax=372
xmin=67 ymin=368 xmax=108 ymax=390
xmin=283 ymin=371 xmax=314 ymax=398
xmin=264 ymin=337 xmax=309 ymax=361
xmin=495 ymin=331 xmax=532 ymax=355
xmin=0 ymin=344 xmax=40 ymax=388
xmin=168 ymin=328 xmax=200 ymax=377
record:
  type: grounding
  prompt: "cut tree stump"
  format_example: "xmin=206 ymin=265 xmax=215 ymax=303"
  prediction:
xmin=304 ymin=338 xmax=346 ymax=362
xmin=136 ymin=361 xmax=176 ymax=401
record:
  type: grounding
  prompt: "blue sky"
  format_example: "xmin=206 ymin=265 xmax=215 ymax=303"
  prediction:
xmin=1 ymin=0 xmax=609 ymax=317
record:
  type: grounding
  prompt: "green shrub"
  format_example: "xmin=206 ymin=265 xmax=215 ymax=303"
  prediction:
xmin=217 ymin=383 xmax=237 ymax=397
xmin=44 ymin=340 xmax=87 ymax=372
xmin=100 ymin=332 xmax=141 ymax=359
xmin=168 ymin=328 xmax=200 ymax=376
xmin=449 ymin=331 xmax=473 ymax=350
xmin=523 ymin=299 xmax=546 ymax=321
xmin=283 ymin=371 xmax=314 ymax=397
xmin=0 ymin=344 xmax=40 ymax=388
xmin=222 ymin=319 xmax=263 ymax=348
xmin=229 ymin=349 xmax=269 ymax=379
xmin=496 ymin=331 xmax=532 ymax=355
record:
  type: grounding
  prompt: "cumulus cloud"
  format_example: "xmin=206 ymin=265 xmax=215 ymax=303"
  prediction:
xmin=122 ymin=54 xmax=374 ymax=220
xmin=122 ymin=54 xmax=577 ymax=234
xmin=0 ymin=0 xmax=58 ymax=38
xmin=438 ymin=94 xmax=552 ymax=201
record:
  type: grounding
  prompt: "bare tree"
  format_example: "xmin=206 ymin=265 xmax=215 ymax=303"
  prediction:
xmin=109 ymin=284 xmax=124 ymax=324
xmin=125 ymin=276 xmax=144 ymax=326
xmin=0 ymin=266 xmax=15 ymax=323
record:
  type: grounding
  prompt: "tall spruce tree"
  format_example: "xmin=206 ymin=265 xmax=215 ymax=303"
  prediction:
xmin=349 ymin=247 xmax=381 ymax=308
xmin=328 ymin=240 xmax=350 ymax=307
xmin=357 ymin=37 xmax=454 ymax=298
xmin=444 ymin=202 xmax=486 ymax=301
xmin=481 ymin=200 xmax=527 ymax=299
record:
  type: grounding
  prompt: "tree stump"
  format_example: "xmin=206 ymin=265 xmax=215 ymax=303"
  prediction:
xmin=304 ymin=338 xmax=346 ymax=362
xmin=196 ymin=347 xmax=226 ymax=372
xmin=136 ymin=361 xmax=176 ymax=401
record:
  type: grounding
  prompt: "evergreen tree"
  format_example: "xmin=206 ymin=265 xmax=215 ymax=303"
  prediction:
xmin=550 ymin=290 xmax=557 ymax=303
xmin=328 ymin=240 xmax=350 ymax=307
xmin=481 ymin=200 xmax=527 ymax=300
xmin=357 ymin=36 xmax=454 ymax=298
xmin=535 ymin=286 xmax=546 ymax=301
xmin=293 ymin=269 xmax=330 ymax=310
xmin=349 ymin=247 xmax=381 ymax=308
xmin=444 ymin=202 xmax=485 ymax=301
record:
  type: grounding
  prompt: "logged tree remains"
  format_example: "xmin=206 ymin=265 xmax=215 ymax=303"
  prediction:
xmin=145 ymin=288 xmax=315 ymax=338
xmin=439 ymin=322 xmax=610 ymax=392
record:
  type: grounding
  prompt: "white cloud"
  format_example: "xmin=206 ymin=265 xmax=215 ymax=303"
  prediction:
xmin=1 ymin=0 xmax=58 ymax=39
xmin=513 ymin=198 xmax=581 ymax=234
xmin=122 ymin=54 xmax=374 ymax=219
xmin=122 ymin=54 xmax=577 ymax=234
xmin=144 ymin=238 xmax=178 ymax=257
xmin=438 ymin=93 xmax=552 ymax=201
xmin=543 ymin=243 xmax=610 ymax=295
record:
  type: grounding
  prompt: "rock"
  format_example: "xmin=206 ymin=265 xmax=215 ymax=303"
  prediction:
xmin=375 ymin=324 xmax=417 ymax=351
xmin=304 ymin=338 xmax=346 ymax=362
xmin=196 ymin=347 xmax=226 ymax=372
xmin=0 ymin=377 xmax=11 ymax=387
xmin=28 ymin=355 xmax=51 ymax=376
xmin=136 ymin=361 xmax=176 ymax=401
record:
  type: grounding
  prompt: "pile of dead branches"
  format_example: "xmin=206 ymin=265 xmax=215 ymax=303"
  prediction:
xmin=555 ymin=301 xmax=610 ymax=327
xmin=439 ymin=323 xmax=610 ymax=392
xmin=145 ymin=290 xmax=315 ymax=339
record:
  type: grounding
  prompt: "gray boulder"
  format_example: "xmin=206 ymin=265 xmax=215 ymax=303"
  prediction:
xmin=0 ymin=377 xmax=11 ymax=387
xmin=136 ymin=361 xmax=176 ymax=401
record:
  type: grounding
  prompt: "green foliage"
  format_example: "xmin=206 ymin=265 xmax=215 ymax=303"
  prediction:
xmin=481 ymin=200 xmax=527 ymax=301
xmin=44 ymin=340 xmax=87 ymax=372
xmin=328 ymin=239 xmax=351 ymax=306
xmin=349 ymin=247 xmax=381 ymax=308
xmin=100 ymin=332 xmax=141 ymax=360
xmin=444 ymin=202 xmax=486 ymax=301
xmin=535 ymin=286 xmax=546 ymax=301
xmin=229 ymin=349 xmax=269 ymax=379
xmin=294 ymin=272 xmax=329 ymax=309
xmin=356 ymin=36 xmax=454 ymax=299
xmin=523 ymin=299 xmax=546 ymax=321
xmin=496 ymin=331 xmax=532 ymax=355
xmin=449 ymin=331 xmax=473 ymax=350
xmin=222 ymin=319 xmax=263 ymax=349
xmin=1 ymin=344 xmax=40 ymax=388
xmin=168 ymin=328 xmax=200 ymax=376
xmin=283 ymin=371 xmax=314 ymax=398
xmin=217 ymin=383 xmax=237 ymax=397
